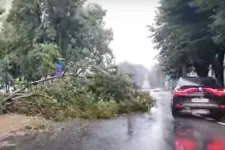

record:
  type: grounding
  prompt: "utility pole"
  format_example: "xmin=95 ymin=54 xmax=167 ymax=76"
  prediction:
xmin=182 ymin=65 xmax=187 ymax=76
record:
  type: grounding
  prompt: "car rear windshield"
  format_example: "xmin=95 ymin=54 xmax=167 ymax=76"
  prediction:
xmin=178 ymin=77 xmax=222 ymax=88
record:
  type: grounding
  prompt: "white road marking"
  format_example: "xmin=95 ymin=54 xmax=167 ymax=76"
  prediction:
xmin=192 ymin=114 xmax=202 ymax=118
xmin=217 ymin=122 xmax=225 ymax=126
xmin=193 ymin=114 xmax=225 ymax=126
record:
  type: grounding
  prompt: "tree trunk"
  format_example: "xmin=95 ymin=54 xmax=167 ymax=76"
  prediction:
xmin=218 ymin=52 xmax=224 ymax=87
xmin=182 ymin=65 xmax=187 ymax=76
xmin=212 ymin=51 xmax=224 ymax=87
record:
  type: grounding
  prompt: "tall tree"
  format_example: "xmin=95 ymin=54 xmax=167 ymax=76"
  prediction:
xmin=193 ymin=0 xmax=225 ymax=85
xmin=151 ymin=0 xmax=224 ymax=84
xmin=2 ymin=0 xmax=113 ymax=81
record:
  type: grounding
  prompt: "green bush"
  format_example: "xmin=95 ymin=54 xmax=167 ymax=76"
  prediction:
xmin=86 ymin=71 xmax=133 ymax=102
xmin=118 ymin=91 xmax=151 ymax=113
xmin=1 ymin=70 xmax=153 ymax=121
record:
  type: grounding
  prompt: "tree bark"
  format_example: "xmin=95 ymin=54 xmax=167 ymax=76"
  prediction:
xmin=212 ymin=51 xmax=224 ymax=87
xmin=3 ymin=75 xmax=64 ymax=103
xmin=218 ymin=51 xmax=224 ymax=87
xmin=182 ymin=65 xmax=187 ymax=76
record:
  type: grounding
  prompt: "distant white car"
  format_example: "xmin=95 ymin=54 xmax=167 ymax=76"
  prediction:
xmin=153 ymin=88 xmax=161 ymax=92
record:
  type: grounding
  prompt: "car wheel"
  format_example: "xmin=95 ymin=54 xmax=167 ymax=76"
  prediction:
xmin=218 ymin=112 xmax=225 ymax=122
xmin=172 ymin=107 xmax=180 ymax=118
xmin=211 ymin=110 xmax=224 ymax=122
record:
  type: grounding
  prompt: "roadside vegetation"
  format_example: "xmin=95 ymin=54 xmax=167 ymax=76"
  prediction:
xmin=1 ymin=70 xmax=152 ymax=121
xmin=0 ymin=0 xmax=152 ymax=122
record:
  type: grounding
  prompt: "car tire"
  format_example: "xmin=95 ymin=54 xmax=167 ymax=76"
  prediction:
xmin=211 ymin=110 xmax=224 ymax=122
xmin=172 ymin=107 xmax=180 ymax=118
xmin=218 ymin=112 xmax=225 ymax=122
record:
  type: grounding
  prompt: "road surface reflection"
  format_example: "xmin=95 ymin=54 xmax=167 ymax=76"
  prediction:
xmin=174 ymin=119 xmax=225 ymax=150
xmin=1 ymin=91 xmax=225 ymax=150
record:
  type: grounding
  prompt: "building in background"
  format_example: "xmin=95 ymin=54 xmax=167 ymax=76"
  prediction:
xmin=142 ymin=73 xmax=150 ymax=91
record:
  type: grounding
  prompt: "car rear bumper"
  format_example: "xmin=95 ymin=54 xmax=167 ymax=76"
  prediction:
xmin=173 ymin=103 xmax=225 ymax=115
xmin=181 ymin=103 xmax=219 ymax=109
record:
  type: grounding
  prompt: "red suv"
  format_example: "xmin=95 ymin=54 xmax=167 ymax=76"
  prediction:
xmin=171 ymin=77 xmax=225 ymax=121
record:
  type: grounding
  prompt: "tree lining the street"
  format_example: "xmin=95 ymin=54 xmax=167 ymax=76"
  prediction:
xmin=151 ymin=0 xmax=225 ymax=86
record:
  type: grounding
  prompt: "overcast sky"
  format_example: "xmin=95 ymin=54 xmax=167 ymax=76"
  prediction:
xmin=88 ymin=0 xmax=159 ymax=69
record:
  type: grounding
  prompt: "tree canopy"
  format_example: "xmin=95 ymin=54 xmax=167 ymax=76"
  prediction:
xmin=0 ymin=0 xmax=153 ymax=119
xmin=0 ymin=0 xmax=114 ymax=84
xmin=151 ymin=0 xmax=225 ymax=85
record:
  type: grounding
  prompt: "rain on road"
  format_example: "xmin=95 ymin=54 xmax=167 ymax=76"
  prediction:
xmin=1 ymin=91 xmax=225 ymax=150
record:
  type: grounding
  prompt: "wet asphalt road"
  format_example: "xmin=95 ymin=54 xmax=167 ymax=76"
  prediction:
xmin=2 ymin=91 xmax=225 ymax=150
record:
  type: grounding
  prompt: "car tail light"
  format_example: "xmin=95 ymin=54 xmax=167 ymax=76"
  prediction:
xmin=175 ymin=104 xmax=183 ymax=108
xmin=174 ymin=88 xmax=198 ymax=96
xmin=219 ymin=105 xmax=225 ymax=109
xmin=175 ymin=137 xmax=197 ymax=150
xmin=204 ymin=88 xmax=225 ymax=96
xmin=207 ymin=139 xmax=225 ymax=150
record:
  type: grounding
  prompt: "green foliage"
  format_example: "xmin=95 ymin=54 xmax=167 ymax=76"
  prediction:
xmin=28 ymin=44 xmax=61 ymax=77
xmin=0 ymin=0 xmax=113 ymax=81
xmin=0 ymin=0 xmax=153 ymax=120
xmin=151 ymin=0 xmax=225 ymax=83
xmin=0 ymin=7 xmax=5 ymax=15
xmin=118 ymin=92 xmax=151 ymax=114
xmin=86 ymin=70 xmax=133 ymax=102
xmin=1 ymin=72 xmax=152 ymax=121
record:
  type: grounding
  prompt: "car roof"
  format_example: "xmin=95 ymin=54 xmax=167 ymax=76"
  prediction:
xmin=180 ymin=76 xmax=215 ymax=80
xmin=176 ymin=76 xmax=222 ymax=87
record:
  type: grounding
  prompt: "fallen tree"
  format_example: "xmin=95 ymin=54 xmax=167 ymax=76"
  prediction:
xmin=3 ymin=76 xmax=62 ymax=103
xmin=0 ymin=68 xmax=153 ymax=121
